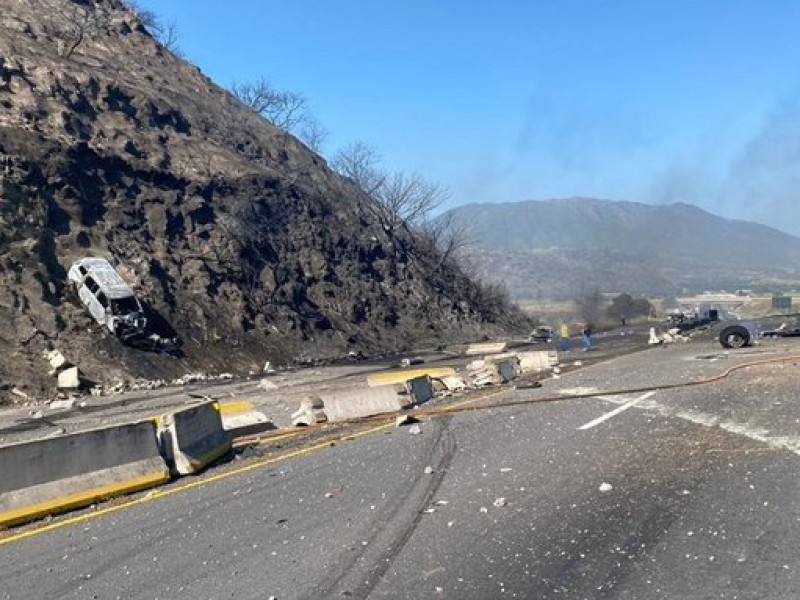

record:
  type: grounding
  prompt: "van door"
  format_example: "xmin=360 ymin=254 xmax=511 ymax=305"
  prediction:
xmin=79 ymin=276 xmax=106 ymax=325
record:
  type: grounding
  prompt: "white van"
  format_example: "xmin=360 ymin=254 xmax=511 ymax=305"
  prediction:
xmin=67 ymin=257 xmax=147 ymax=340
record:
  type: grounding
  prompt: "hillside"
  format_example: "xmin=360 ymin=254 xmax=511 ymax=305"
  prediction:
xmin=449 ymin=198 xmax=800 ymax=300
xmin=0 ymin=0 xmax=527 ymax=402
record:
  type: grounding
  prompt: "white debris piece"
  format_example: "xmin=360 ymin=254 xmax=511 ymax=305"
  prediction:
xmin=258 ymin=378 xmax=278 ymax=390
xmin=424 ymin=466 xmax=434 ymax=474
xmin=49 ymin=399 xmax=75 ymax=410
xmin=57 ymin=366 xmax=80 ymax=390
xmin=263 ymin=361 xmax=276 ymax=374
xmin=493 ymin=497 xmax=507 ymax=507
xmin=408 ymin=424 xmax=422 ymax=435
xmin=11 ymin=387 xmax=29 ymax=400
xmin=47 ymin=350 xmax=68 ymax=371
xmin=599 ymin=482 xmax=613 ymax=492
xmin=395 ymin=414 xmax=418 ymax=427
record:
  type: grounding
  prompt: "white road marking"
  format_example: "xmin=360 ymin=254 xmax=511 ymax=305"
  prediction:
xmin=578 ymin=391 xmax=657 ymax=430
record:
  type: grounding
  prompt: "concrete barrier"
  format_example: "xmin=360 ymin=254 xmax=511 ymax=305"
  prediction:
xmin=465 ymin=342 xmax=508 ymax=356
xmin=366 ymin=367 xmax=456 ymax=387
xmin=219 ymin=401 xmax=274 ymax=438
xmin=406 ymin=375 xmax=434 ymax=404
xmin=0 ymin=420 xmax=169 ymax=528
xmin=515 ymin=350 xmax=559 ymax=373
xmin=316 ymin=386 xmax=412 ymax=422
xmin=157 ymin=400 xmax=232 ymax=476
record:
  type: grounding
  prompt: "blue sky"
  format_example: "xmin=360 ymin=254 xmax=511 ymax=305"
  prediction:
xmin=136 ymin=1 xmax=800 ymax=233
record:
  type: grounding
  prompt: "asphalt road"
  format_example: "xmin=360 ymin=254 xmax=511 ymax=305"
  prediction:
xmin=3 ymin=338 xmax=800 ymax=599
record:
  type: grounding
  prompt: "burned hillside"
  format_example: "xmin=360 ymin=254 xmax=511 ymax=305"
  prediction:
xmin=0 ymin=0 xmax=527 ymax=402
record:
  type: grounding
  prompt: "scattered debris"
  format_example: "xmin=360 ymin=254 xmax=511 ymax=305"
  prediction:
xmin=48 ymin=399 xmax=75 ymax=410
xmin=493 ymin=497 xmax=507 ymax=507
xmin=396 ymin=414 xmax=420 ymax=427
xmin=599 ymin=482 xmax=613 ymax=492
xmin=435 ymin=374 xmax=467 ymax=392
xmin=408 ymin=424 xmax=422 ymax=435
xmin=649 ymin=326 xmax=690 ymax=345
xmin=11 ymin=387 xmax=29 ymax=400
xmin=57 ymin=367 xmax=81 ymax=391
xmin=424 ymin=466 xmax=434 ymax=474
xmin=263 ymin=361 xmax=276 ymax=374
xmin=258 ymin=378 xmax=279 ymax=390
xmin=47 ymin=350 xmax=68 ymax=372
xmin=399 ymin=356 xmax=425 ymax=367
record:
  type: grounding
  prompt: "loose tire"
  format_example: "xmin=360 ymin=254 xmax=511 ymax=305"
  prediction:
xmin=719 ymin=324 xmax=750 ymax=349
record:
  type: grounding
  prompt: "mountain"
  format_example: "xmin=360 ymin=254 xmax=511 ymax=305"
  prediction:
xmin=448 ymin=198 xmax=800 ymax=300
xmin=0 ymin=0 xmax=527 ymax=401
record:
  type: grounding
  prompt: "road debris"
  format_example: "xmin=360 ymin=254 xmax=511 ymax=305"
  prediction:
xmin=424 ymin=466 xmax=434 ymax=474
xmin=493 ymin=497 xmax=507 ymax=507
xmin=396 ymin=414 xmax=420 ymax=427
xmin=408 ymin=424 xmax=422 ymax=435
xmin=599 ymin=482 xmax=613 ymax=492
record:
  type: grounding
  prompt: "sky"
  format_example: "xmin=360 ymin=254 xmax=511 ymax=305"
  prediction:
xmin=136 ymin=1 xmax=800 ymax=234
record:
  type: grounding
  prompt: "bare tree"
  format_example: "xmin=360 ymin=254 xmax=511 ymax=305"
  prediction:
xmin=231 ymin=78 xmax=308 ymax=132
xmin=421 ymin=211 xmax=475 ymax=270
xmin=43 ymin=1 xmax=109 ymax=59
xmin=330 ymin=141 xmax=386 ymax=196
xmin=297 ymin=116 xmax=329 ymax=153
xmin=124 ymin=1 xmax=183 ymax=56
xmin=331 ymin=141 xmax=454 ymax=243
xmin=376 ymin=171 xmax=450 ymax=228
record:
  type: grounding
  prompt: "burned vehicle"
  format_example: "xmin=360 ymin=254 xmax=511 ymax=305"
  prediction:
xmin=529 ymin=325 xmax=554 ymax=343
xmin=67 ymin=257 xmax=147 ymax=341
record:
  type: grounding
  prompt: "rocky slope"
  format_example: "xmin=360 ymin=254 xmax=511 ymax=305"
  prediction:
xmin=0 ymin=0 xmax=527 ymax=402
xmin=449 ymin=198 xmax=800 ymax=300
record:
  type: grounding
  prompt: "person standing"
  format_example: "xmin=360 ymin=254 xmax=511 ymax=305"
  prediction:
xmin=582 ymin=322 xmax=593 ymax=352
xmin=559 ymin=322 xmax=570 ymax=352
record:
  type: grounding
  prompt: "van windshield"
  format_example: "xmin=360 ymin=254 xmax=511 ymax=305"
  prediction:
xmin=110 ymin=297 xmax=140 ymax=315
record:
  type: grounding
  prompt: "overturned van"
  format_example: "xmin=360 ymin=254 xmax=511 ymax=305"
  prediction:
xmin=67 ymin=257 xmax=147 ymax=341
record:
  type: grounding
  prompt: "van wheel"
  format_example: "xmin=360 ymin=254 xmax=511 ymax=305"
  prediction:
xmin=719 ymin=325 xmax=750 ymax=349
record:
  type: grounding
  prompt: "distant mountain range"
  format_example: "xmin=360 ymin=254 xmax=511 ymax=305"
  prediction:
xmin=448 ymin=198 xmax=800 ymax=300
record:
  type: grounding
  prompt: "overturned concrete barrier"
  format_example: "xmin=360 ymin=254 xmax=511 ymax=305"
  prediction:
xmin=157 ymin=400 xmax=232 ymax=476
xmin=314 ymin=386 xmax=412 ymax=422
xmin=366 ymin=367 xmax=456 ymax=387
xmin=436 ymin=374 xmax=467 ymax=392
xmin=407 ymin=375 xmax=434 ymax=404
xmin=465 ymin=342 xmax=508 ymax=356
xmin=0 ymin=420 xmax=169 ymax=528
xmin=219 ymin=401 xmax=274 ymax=438
xmin=514 ymin=350 xmax=559 ymax=373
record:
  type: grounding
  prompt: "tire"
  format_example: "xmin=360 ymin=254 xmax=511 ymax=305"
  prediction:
xmin=719 ymin=325 xmax=750 ymax=349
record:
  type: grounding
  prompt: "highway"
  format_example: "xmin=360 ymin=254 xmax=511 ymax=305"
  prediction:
xmin=3 ymin=340 xmax=800 ymax=599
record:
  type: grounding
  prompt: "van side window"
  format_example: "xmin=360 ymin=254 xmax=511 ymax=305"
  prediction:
xmin=85 ymin=277 xmax=99 ymax=294
xmin=96 ymin=292 xmax=109 ymax=309
xmin=78 ymin=266 xmax=87 ymax=277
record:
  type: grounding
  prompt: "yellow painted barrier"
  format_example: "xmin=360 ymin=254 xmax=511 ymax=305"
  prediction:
xmin=0 ymin=420 xmax=170 ymax=529
xmin=366 ymin=367 xmax=456 ymax=387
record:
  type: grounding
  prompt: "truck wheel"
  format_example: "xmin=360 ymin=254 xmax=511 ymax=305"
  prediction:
xmin=719 ymin=325 xmax=750 ymax=349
